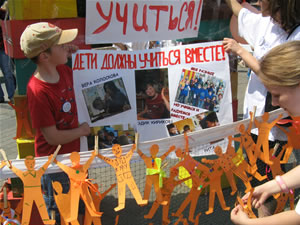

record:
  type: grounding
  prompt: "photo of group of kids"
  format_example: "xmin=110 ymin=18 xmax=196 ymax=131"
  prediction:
xmin=135 ymin=68 xmax=171 ymax=120
xmin=87 ymin=124 xmax=135 ymax=150
xmin=175 ymin=69 xmax=225 ymax=112
xmin=166 ymin=111 xmax=220 ymax=136
xmin=82 ymin=78 xmax=131 ymax=123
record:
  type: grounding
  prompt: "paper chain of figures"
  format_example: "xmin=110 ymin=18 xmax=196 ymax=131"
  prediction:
xmin=0 ymin=111 xmax=298 ymax=225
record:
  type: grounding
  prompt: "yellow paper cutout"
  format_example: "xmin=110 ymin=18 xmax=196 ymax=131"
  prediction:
xmin=55 ymin=150 xmax=102 ymax=222
xmin=137 ymin=143 xmax=176 ymax=205
xmin=254 ymin=112 xmax=283 ymax=165
xmin=84 ymin=183 xmax=116 ymax=225
xmin=97 ymin=141 xmax=147 ymax=211
xmin=144 ymin=168 xmax=191 ymax=224
xmin=178 ymin=164 xmax=193 ymax=188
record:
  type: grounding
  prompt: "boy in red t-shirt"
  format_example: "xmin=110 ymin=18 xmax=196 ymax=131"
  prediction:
xmin=20 ymin=22 xmax=90 ymax=223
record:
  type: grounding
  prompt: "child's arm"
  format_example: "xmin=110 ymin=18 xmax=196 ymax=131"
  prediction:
xmin=224 ymin=0 xmax=243 ymax=17
xmin=39 ymin=154 xmax=54 ymax=174
xmin=55 ymin=160 xmax=71 ymax=174
xmin=160 ymin=145 xmax=176 ymax=161
xmin=223 ymin=38 xmax=260 ymax=75
xmin=40 ymin=122 xmax=90 ymax=146
xmin=137 ymin=148 xmax=147 ymax=161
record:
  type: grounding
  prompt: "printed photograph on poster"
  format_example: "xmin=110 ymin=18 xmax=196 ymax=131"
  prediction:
xmin=87 ymin=124 xmax=135 ymax=150
xmin=82 ymin=78 xmax=131 ymax=123
xmin=175 ymin=69 xmax=225 ymax=112
xmin=166 ymin=111 xmax=220 ymax=136
xmin=135 ymin=68 xmax=171 ymax=120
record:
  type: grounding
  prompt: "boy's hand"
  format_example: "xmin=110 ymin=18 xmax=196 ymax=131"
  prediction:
xmin=79 ymin=122 xmax=91 ymax=136
xmin=223 ymin=38 xmax=242 ymax=55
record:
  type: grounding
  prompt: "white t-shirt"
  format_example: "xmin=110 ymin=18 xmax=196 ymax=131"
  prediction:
xmin=238 ymin=8 xmax=300 ymax=141
xmin=296 ymin=199 xmax=300 ymax=215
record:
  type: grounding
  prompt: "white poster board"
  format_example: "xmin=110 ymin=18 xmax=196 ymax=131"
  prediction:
xmin=85 ymin=0 xmax=203 ymax=44
xmin=72 ymin=42 xmax=232 ymax=149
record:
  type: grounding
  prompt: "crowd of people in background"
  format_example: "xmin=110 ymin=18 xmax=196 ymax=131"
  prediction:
xmin=177 ymin=75 xmax=224 ymax=112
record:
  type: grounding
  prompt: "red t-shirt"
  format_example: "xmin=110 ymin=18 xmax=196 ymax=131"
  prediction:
xmin=145 ymin=94 xmax=166 ymax=119
xmin=27 ymin=65 xmax=80 ymax=157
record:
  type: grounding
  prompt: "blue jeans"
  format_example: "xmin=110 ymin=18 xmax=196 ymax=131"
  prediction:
xmin=0 ymin=50 xmax=15 ymax=100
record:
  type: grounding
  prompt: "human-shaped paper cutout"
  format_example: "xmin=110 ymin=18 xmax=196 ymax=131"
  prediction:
xmin=52 ymin=181 xmax=80 ymax=225
xmin=171 ymin=134 xmax=209 ymax=222
xmin=254 ymin=112 xmax=282 ymax=165
xmin=98 ymin=144 xmax=147 ymax=211
xmin=173 ymin=214 xmax=189 ymax=225
xmin=200 ymin=162 xmax=230 ymax=214
xmin=233 ymin=112 xmax=263 ymax=173
xmin=266 ymin=146 xmax=294 ymax=214
xmin=144 ymin=168 xmax=191 ymax=224
xmin=6 ymin=154 xmax=56 ymax=224
xmin=137 ymin=144 xmax=176 ymax=205
xmin=202 ymin=137 xmax=252 ymax=195
xmin=8 ymin=100 xmax=34 ymax=139
xmin=277 ymin=116 xmax=300 ymax=149
xmin=236 ymin=189 xmax=256 ymax=218
xmin=84 ymin=183 xmax=116 ymax=225
xmin=55 ymin=150 xmax=102 ymax=222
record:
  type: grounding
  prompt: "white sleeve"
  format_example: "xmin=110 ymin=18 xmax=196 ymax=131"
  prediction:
xmin=296 ymin=199 xmax=300 ymax=215
xmin=238 ymin=8 xmax=263 ymax=46
xmin=289 ymin=26 xmax=300 ymax=41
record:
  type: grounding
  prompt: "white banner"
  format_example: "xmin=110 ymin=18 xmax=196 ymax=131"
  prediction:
xmin=0 ymin=109 xmax=285 ymax=179
xmin=85 ymin=0 xmax=203 ymax=44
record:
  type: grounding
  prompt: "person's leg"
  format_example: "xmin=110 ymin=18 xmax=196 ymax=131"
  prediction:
xmin=0 ymin=84 xmax=4 ymax=102
xmin=0 ymin=50 xmax=15 ymax=100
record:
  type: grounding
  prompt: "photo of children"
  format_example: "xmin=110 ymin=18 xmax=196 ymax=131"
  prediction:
xmin=175 ymin=69 xmax=225 ymax=112
xmin=87 ymin=124 xmax=135 ymax=150
xmin=166 ymin=111 xmax=220 ymax=136
xmin=82 ymin=78 xmax=131 ymax=123
xmin=135 ymin=68 xmax=170 ymax=120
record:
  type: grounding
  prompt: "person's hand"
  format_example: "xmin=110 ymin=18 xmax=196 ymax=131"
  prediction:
xmin=223 ymin=38 xmax=242 ymax=55
xmin=170 ymin=145 xmax=176 ymax=151
xmin=231 ymin=205 xmax=251 ymax=225
xmin=201 ymin=158 xmax=208 ymax=163
xmin=64 ymin=44 xmax=79 ymax=58
xmin=242 ymin=183 xmax=271 ymax=209
xmin=79 ymin=122 xmax=91 ymax=137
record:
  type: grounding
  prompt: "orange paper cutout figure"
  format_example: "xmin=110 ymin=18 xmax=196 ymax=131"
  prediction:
xmin=52 ymin=181 xmax=79 ymax=225
xmin=202 ymin=137 xmax=252 ymax=196
xmin=233 ymin=112 xmax=264 ymax=173
xmin=6 ymin=155 xmax=56 ymax=225
xmin=254 ymin=112 xmax=283 ymax=165
xmin=98 ymin=144 xmax=148 ymax=211
xmin=137 ymin=144 xmax=176 ymax=205
xmin=171 ymin=134 xmax=209 ymax=222
xmin=171 ymin=171 xmax=208 ymax=223
xmin=174 ymin=215 xmax=189 ymax=225
xmin=236 ymin=189 xmax=256 ymax=218
xmin=84 ymin=183 xmax=117 ymax=225
xmin=276 ymin=125 xmax=298 ymax=163
xmin=144 ymin=168 xmax=191 ymax=224
xmin=200 ymin=163 xmax=230 ymax=215
xmin=55 ymin=150 xmax=102 ymax=222
xmin=266 ymin=147 xmax=295 ymax=214
xmin=8 ymin=100 xmax=34 ymax=139
xmin=277 ymin=117 xmax=300 ymax=149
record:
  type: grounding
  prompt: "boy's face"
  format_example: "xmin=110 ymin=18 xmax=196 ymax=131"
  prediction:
xmin=46 ymin=44 xmax=69 ymax=65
